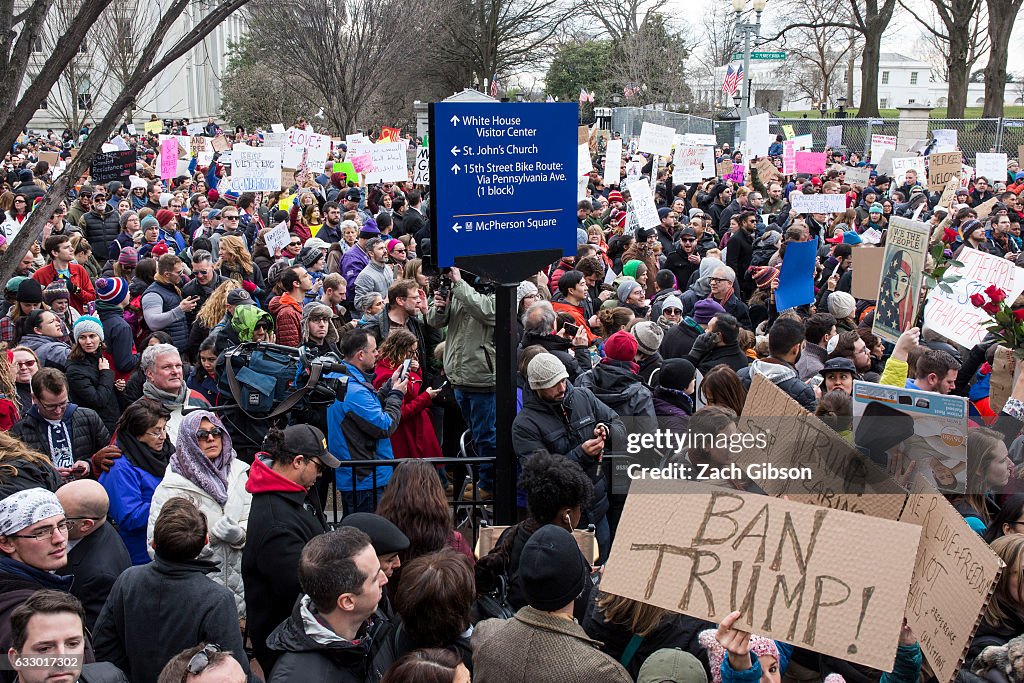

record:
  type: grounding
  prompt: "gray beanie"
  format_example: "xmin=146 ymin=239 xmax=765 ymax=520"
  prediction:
xmin=617 ymin=279 xmax=642 ymax=304
xmin=119 ymin=211 xmax=138 ymax=230
xmin=827 ymin=291 xmax=856 ymax=320
xmin=631 ymin=320 xmax=664 ymax=356
xmin=527 ymin=353 xmax=569 ymax=390
xmin=517 ymin=280 xmax=539 ymax=309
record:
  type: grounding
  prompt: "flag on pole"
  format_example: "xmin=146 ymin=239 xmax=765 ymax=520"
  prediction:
xmin=490 ymin=74 xmax=498 ymax=98
xmin=722 ymin=64 xmax=739 ymax=94
xmin=578 ymin=89 xmax=595 ymax=104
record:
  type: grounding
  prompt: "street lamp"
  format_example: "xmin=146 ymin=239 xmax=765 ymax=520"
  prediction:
xmin=732 ymin=0 xmax=766 ymax=110
xmin=836 ymin=95 xmax=847 ymax=119
xmin=612 ymin=93 xmax=622 ymax=105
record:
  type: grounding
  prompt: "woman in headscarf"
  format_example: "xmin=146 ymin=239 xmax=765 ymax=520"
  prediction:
xmin=875 ymin=249 xmax=915 ymax=337
xmin=146 ymin=409 xmax=252 ymax=617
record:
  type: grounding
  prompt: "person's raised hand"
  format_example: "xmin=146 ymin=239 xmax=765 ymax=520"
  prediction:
xmin=449 ymin=267 xmax=462 ymax=282
xmin=892 ymin=327 xmax=920 ymax=362
xmin=716 ymin=610 xmax=753 ymax=672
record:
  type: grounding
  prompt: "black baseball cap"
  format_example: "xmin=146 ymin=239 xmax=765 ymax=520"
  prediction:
xmin=344 ymin=188 xmax=361 ymax=202
xmin=283 ymin=424 xmax=340 ymax=468
xmin=821 ymin=357 xmax=857 ymax=375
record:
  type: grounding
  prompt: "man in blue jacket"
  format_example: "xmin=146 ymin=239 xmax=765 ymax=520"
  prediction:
xmin=327 ymin=329 xmax=407 ymax=515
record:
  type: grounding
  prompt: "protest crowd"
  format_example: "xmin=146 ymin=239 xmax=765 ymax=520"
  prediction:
xmin=0 ymin=111 xmax=1023 ymax=683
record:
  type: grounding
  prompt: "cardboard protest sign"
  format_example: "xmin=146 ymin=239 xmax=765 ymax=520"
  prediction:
xmin=790 ymin=192 xmax=846 ymax=214
xmin=412 ymin=147 xmax=429 ymax=185
xmin=626 ymin=179 xmax=660 ymax=229
xmin=932 ymin=129 xmax=958 ymax=153
xmin=851 ymin=247 xmax=886 ymax=300
xmin=851 ymin=381 xmax=968 ymax=493
xmin=826 ymin=125 xmax=843 ymax=149
xmin=990 ymin=346 xmax=1019 ymax=413
xmin=210 ymin=134 xmax=231 ymax=153
xmin=924 ymin=248 xmax=1024 ymax=348
xmin=838 ymin=166 xmax=866 ymax=187
xmin=754 ymin=157 xmax=781 ymax=184
xmin=975 ymin=153 xmax=1007 ymax=183
xmin=144 ymin=119 xmax=163 ymax=134
xmin=159 ymin=138 xmax=178 ymax=179
xmin=872 ymin=216 xmax=930 ymax=344
xmin=351 ymin=142 xmax=408 ymax=184
xmin=891 ymin=156 xmax=926 ymax=187
xmin=870 ymin=134 xmax=897 ymax=162
xmin=974 ymin=196 xmax=1000 ymax=220
xmin=231 ymin=144 xmax=281 ymax=192
xmin=794 ymin=151 xmax=825 ymax=174
xmin=604 ymin=138 xmax=623 ymax=185
xmin=938 ymin=176 xmax=961 ymax=208
xmin=899 ymin=475 xmax=1003 ymax=683
xmin=673 ymin=145 xmax=710 ymax=184
xmin=782 ymin=140 xmax=796 ymax=176
xmin=716 ymin=159 xmax=733 ymax=178
xmin=601 ymin=478 xmax=921 ymax=671
xmin=775 ymin=237 xmax=817 ymax=311
xmin=90 ymin=150 xmax=136 ymax=183
xmin=638 ymin=122 xmax=675 ymax=156
xmin=37 ymin=151 xmax=59 ymax=166
xmin=736 ymin=375 xmax=909 ymax=520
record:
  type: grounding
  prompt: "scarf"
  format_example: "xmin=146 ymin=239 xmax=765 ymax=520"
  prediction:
xmin=170 ymin=410 xmax=234 ymax=506
xmin=117 ymin=430 xmax=173 ymax=479
xmin=143 ymin=380 xmax=189 ymax=408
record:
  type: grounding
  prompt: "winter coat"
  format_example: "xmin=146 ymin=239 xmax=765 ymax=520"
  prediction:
xmin=97 ymin=305 xmax=139 ymax=377
xmin=267 ymin=597 xmax=396 ymax=683
xmin=146 ymin=460 xmax=252 ymax=616
xmin=32 ymin=262 xmax=96 ymax=313
xmin=0 ymin=455 xmax=62 ymax=500
xmin=725 ymin=228 xmax=755 ymax=298
xmin=269 ymin=293 xmax=304 ymax=347
xmin=327 ymin=361 xmax=403 ymax=492
xmin=512 ymin=383 xmax=624 ymax=525
xmin=738 ymin=358 xmax=816 ymax=411
xmin=372 ymin=360 xmax=441 ymax=459
xmin=55 ymin=521 xmax=131 ymax=631
xmin=341 ymin=243 xmax=370 ymax=303
xmin=99 ymin=434 xmax=170 ymax=565
xmin=620 ymin=244 xmax=659 ymax=296
xmin=516 ymin=331 xmax=592 ymax=383
xmin=689 ymin=343 xmax=750 ymax=375
xmin=575 ymin=360 xmax=657 ymax=433
xmin=663 ymin=248 xmax=701 ymax=292
xmin=661 ymin=318 xmax=703 ymax=360
xmin=354 ymin=261 xmax=395 ymax=301
xmin=795 ymin=341 xmax=828 ymax=381
xmin=472 ymin=606 xmax=633 ymax=683
xmin=649 ymin=287 xmax=683 ymax=321
xmin=66 ymin=354 xmax=120 ymax=433
xmin=142 ymin=280 xmax=189 ymax=349
xmin=80 ymin=205 xmax=122 ymax=261
xmin=718 ymin=292 xmax=753 ymax=330
xmin=242 ymin=456 xmax=329 ymax=673
xmin=362 ymin=309 xmax=435 ymax=376
xmin=93 ymin=556 xmax=252 ymax=683
xmin=17 ymin=332 xmax=71 ymax=370
xmin=426 ymin=279 xmax=496 ymax=389
xmin=10 ymin=403 xmax=109 ymax=467
xmin=0 ymin=557 xmax=77 ymax=677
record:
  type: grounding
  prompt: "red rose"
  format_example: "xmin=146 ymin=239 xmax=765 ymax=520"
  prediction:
xmin=983 ymin=301 xmax=1000 ymax=315
xmin=942 ymin=227 xmax=959 ymax=244
xmin=985 ymin=284 xmax=1008 ymax=303
xmin=1014 ymin=308 xmax=1024 ymax=322
xmin=970 ymin=292 xmax=987 ymax=307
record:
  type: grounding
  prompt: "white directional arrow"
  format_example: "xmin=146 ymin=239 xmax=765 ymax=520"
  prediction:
xmin=450 ymin=145 xmax=460 ymax=156
xmin=450 ymin=114 xmax=459 ymax=126
xmin=452 ymin=223 xmax=462 ymax=233
xmin=451 ymin=163 xmax=461 ymax=174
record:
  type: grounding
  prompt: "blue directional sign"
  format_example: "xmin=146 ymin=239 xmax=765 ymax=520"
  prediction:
xmin=431 ymin=102 xmax=579 ymax=270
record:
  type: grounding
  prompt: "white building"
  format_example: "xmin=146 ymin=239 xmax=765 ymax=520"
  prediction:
xmin=695 ymin=52 xmax=1015 ymax=113
xmin=22 ymin=1 xmax=245 ymax=132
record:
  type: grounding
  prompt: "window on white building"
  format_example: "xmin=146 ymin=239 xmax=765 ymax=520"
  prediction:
xmin=880 ymin=98 xmax=889 ymax=108
xmin=908 ymin=98 xmax=916 ymax=104
xmin=38 ymin=98 xmax=47 ymax=110
xmin=910 ymin=72 xmax=918 ymax=85
xmin=881 ymin=71 xmax=889 ymax=84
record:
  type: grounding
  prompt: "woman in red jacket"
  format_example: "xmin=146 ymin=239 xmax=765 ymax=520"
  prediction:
xmin=372 ymin=329 xmax=441 ymax=459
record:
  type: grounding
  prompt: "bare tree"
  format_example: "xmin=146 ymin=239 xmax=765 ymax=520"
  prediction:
xmin=982 ymin=0 xmax=1023 ymax=117
xmin=900 ymin=0 xmax=989 ymax=117
xmin=246 ymin=0 xmax=448 ymax=134
xmin=769 ymin=1 xmax=853 ymax=108
xmin=584 ymin=0 xmax=670 ymax=41
xmin=608 ymin=14 xmax=689 ymax=107
xmin=92 ymin=0 xmax=163 ymax=120
xmin=0 ymin=0 xmax=253 ymax=285
xmin=33 ymin=0 xmax=104 ymax=131
xmin=692 ymin=1 xmax=739 ymax=74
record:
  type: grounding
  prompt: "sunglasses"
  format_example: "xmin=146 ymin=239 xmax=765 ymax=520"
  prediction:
xmin=196 ymin=427 xmax=223 ymax=440
xmin=223 ymin=215 xmax=240 ymax=220
xmin=289 ymin=241 xmax=301 ymax=247
xmin=187 ymin=644 xmax=223 ymax=676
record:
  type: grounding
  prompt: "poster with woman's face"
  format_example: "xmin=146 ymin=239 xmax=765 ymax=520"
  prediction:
xmin=872 ymin=216 xmax=930 ymax=344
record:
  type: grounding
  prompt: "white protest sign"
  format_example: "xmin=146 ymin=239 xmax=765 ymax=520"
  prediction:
xmin=604 ymin=138 xmax=622 ymax=185
xmin=264 ymin=223 xmax=290 ymax=255
xmin=925 ymin=249 xmax=1024 ymax=348
xmin=891 ymin=156 xmax=927 ymax=186
xmin=284 ymin=127 xmax=331 ymax=169
xmin=350 ymin=142 xmax=408 ymax=184
xmin=792 ymin=134 xmax=813 ymax=151
xmin=412 ymin=147 xmax=429 ymax=185
xmin=578 ymin=143 xmax=593 ymax=176
xmin=111 ymin=136 xmax=130 ymax=152
xmin=870 ymin=134 xmax=897 ymax=161
xmin=231 ymin=144 xmax=281 ymax=192
xmin=346 ymin=132 xmax=367 ymax=146
xmin=684 ymin=133 xmax=717 ymax=146
xmin=745 ymin=112 xmax=771 ymax=157
xmin=625 ymin=159 xmax=642 ymax=185
xmin=845 ymin=166 xmax=871 ymax=186
xmin=101 ymin=143 xmax=117 ymax=153
xmin=932 ymin=129 xmax=957 ymax=152
xmin=578 ymin=175 xmax=590 ymax=201
xmin=673 ymin=145 xmax=714 ymax=184
xmin=790 ymin=191 xmax=847 ymax=214
xmin=626 ymin=179 xmax=660 ymax=228
xmin=270 ymin=123 xmax=286 ymax=134
xmin=975 ymin=153 xmax=1007 ymax=183
xmin=826 ymin=125 xmax=843 ymax=149
xmin=126 ymin=124 xmax=137 ymax=135
xmin=263 ymin=132 xmax=285 ymax=149
xmin=638 ymin=122 xmax=675 ymax=156
xmin=186 ymin=123 xmax=206 ymax=136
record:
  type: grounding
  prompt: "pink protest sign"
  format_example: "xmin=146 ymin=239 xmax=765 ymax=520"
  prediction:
xmin=350 ymin=153 xmax=374 ymax=174
xmin=724 ymin=163 xmax=745 ymax=184
xmin=794 ymin=151 xmax=826 ymax=175
xmin=160 ymin=138 xmax=178 ymax=179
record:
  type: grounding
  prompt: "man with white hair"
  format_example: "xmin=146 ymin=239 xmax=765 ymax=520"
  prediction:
xmin=0 ymin=489 xmax=73 ymax=657
xmin=707 ymin=265 xmax=753 ymax=330
xmin=138 ymin=344 xmax=210 ymax=442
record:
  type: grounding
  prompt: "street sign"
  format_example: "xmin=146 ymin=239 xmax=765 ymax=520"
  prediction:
xmin=731 ymin=50 xmax=786 ymax=61
xmin=430 ymin=101 xmax=578 ymax=276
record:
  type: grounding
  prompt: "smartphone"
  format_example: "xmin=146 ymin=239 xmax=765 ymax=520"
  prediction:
xmin=438 ymin=380 xmax=449 ymax=390
xmin=562 ymin=322 xmax=579 ymax=337
xmin=400 ymin=358 xmax=412 ymax=379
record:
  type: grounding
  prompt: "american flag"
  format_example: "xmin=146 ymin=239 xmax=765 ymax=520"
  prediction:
xmin=723 ymin=64 xmax=743 ymax=95
xmin=624 ymin=83 xmax=638 ymax=98
xmin=490 ymin=74 xmax=498 ymax=98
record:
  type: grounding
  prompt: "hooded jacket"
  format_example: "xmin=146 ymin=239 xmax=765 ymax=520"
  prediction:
xmin=267 ymin=596 xmax=396 ymax=683
xmin=17 ymin=332 xmax=71 ymax=370
xmin=0 ymin=556 xmax=75 ymax=668
xmin=10 ymin=403 xmax=109 ymax=466
xmin=738 ymin=358 xmax=816 ymax=411
xmin=575 ymin=361 xmax=657 ymax=434
xmin=242 ymin=456 xmax=328 ymax=673
xmin=269 ymin=292 xmax=304 ymax=348
xmin=426 ymin=278 xmax=496 ymax=389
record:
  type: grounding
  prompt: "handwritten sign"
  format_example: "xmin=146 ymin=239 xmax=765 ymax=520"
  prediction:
xmin=845 ymin=166 xmax=871 ymax=186
xmin=925 ymin=247 xmax=1024 ymax=348
xmin=891 ymin=156 xmax=926 ymax=187
xmin=413 ymin=147 xmax=429 ymax=185
xmin=782 ymin=140 xmax=797 ymax=176
xmin=754 ymin=157 xmax=781 ymax=184
xmin=350 ymin=142 xmax=408 ymax=184
xmin=932 ymin=129 xmax=958 ymax=153
xmin=794 ymin=151 xmax=826 ymax=175
xmin=638 ymin=122 xmax=675 ymax=156
xmin=716 ymin=159 xmax=733 ymax=179
xmin=826 ymin=125 xmax=843 ymax=149
xmin=626 ymin=179 xmax=660 ymax=229
xmin=350 ymin=153 xmax=373 ymax=174
xmin=724 ymin=163 xmax=745 ymax=184
xmin=604 ymin=138 xmax=623 ymax=186
xmin=144 ymin=119 xmax=163 ymax=134
xmin=230 ymin=144 xmax=281 ymax=192
xmin=263 ymin=223 xmax=290 ymax=255
xmin=159 ymin=138 xmax=178 ymax=179
xmin=782 ymin=124 xmax=796 ymax=140
xmin=870 ymin=134 xmax=897 ymax=162
xmin=899 ymin=476 xmax=1003 ymax=683
xmin=601 ymin=479 xmax=921 ymax=671
xmin=90 ymin=150 xmax=136 ymax=183
xmin=284 ymin=127 xmax=330 ymax=169
xmin=928 ymin=152 xmax=961 ymax=191
xmin=789 ymin=192 xmax=846 ymax=214
xmin=975 ymin=152 xmax=1007 ymax=183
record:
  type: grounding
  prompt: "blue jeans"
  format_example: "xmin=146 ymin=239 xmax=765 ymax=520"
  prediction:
xmin=340 ymin=488 xmax=383 ymax=516
xmin=454 ymin=388 xmax=495 ymax=491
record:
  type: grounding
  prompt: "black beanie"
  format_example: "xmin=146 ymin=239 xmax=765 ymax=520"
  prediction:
xmin=658 ymin=358 xmax=696 ymax=392
xmin=339 ymin=513 xmax=410 ymax=555
xmin=519 ymin=525 xmax=590 ymax=611
xmin=17 ymin=278 xmax=43 ymax=304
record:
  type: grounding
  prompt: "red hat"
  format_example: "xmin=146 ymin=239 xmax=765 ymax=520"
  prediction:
xmin=155 ymin=209 xmax=176 ymax=227
xmin=810 ymin=177 xmax=822 ymax=186
xmin=825 ymin=230 xmax=845 ymax=244
xmin=616 ymin=212 xmax=626 ymax=230
xmin=208 ymin=188 xmax=220 ymax=202
xmin=151 ymin=241 xmax=169 ymax=257
xmin=603 ymin=331 xmax=639 ymax=362
xmin=608 ymin=190 xmax=623 ymax=203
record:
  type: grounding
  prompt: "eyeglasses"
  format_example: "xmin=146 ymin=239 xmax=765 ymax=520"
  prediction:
xmin=15 ymin=359 xmax=36 ymax=368
xmin=37 ymin=398 xmax=68 ymax=411
xmin=196 ymin=427 xmax=223 ymax=440
xmin=309 ymin=315 xmax=331 ymax=323
xmin=708 ymin=277 xmax=730 ymax=284
xmin=223 ymin=215 xmax=240 ymax=220
xmin=94 ymin=195 xmax=106 ymax=201
xmin=144 ymin=427 xmax=167 ymax=439
xmin=7 ymin=520 xmax=69 ymax=541
xmin=186 ymin=644 xmax=223 ymax=678
xmin=304 ymin=457 xmax=325 ymax=472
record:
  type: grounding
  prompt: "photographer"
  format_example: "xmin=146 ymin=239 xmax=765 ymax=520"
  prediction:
xmin=426 ymin=266 xmax=496 ymax=497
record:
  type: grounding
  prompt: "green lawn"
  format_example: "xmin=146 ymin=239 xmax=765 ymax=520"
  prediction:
xmin=778 ymin=106 xmax=1024 ymax=119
